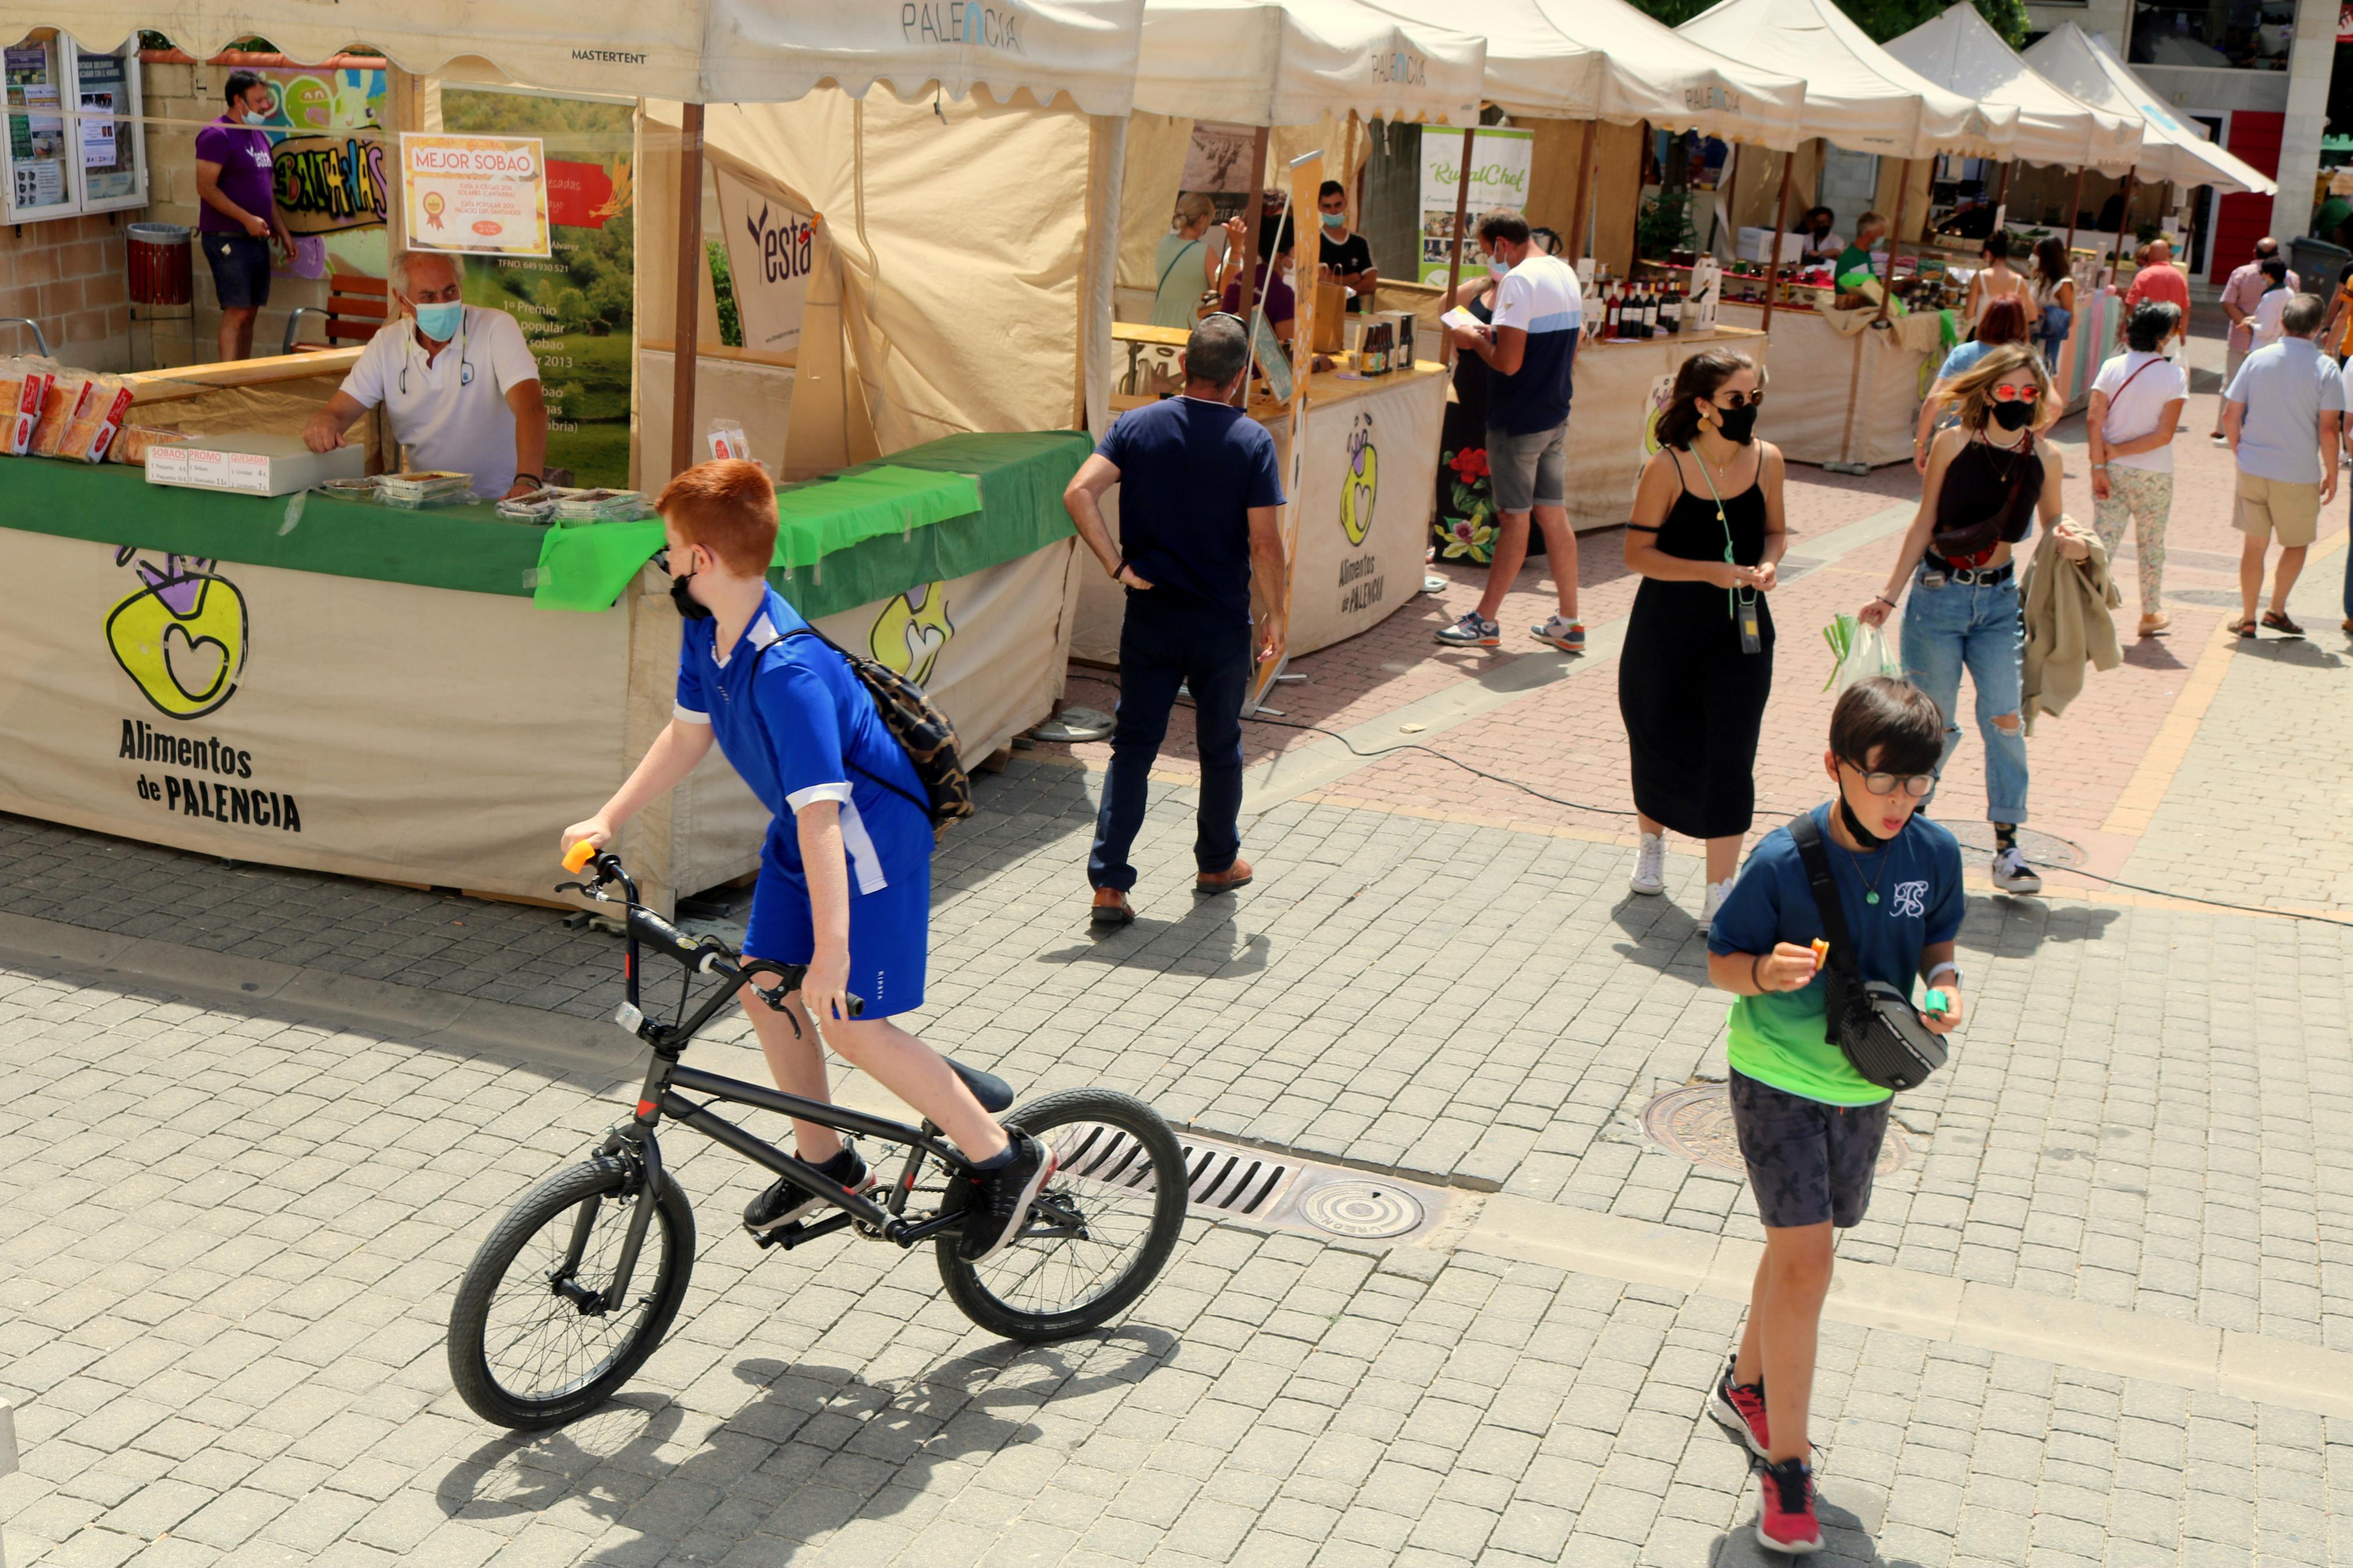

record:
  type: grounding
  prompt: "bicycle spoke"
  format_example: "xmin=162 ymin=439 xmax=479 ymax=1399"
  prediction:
xmin=967 ymin=1121 xmax=1166 ymax=1318
xmin=480 ymin=1189 xmax=661 ymax=1406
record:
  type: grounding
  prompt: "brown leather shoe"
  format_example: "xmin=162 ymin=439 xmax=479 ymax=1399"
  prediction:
xmin=1195 ymin=857 xmax=1253 ymax=895
xmin=1089 ymin=887 xmax=1134 ymax=927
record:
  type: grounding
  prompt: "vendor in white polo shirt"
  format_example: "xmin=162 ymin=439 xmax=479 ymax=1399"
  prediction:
xmin=302 ymin=248 xmax=548 ymax=500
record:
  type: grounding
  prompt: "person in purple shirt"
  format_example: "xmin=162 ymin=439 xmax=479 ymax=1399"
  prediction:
xmin=194 ymin=70 xmax=293 ymax=363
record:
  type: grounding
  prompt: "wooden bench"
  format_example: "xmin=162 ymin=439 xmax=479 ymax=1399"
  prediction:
xmin=282 ymin=271 xmax=393 ymax=354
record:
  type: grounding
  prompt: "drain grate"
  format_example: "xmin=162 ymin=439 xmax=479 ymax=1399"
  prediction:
xmin=1055 ymin=1125 xmax=1302 ymax=1218
xmin=1641 ymin=1083 xmax=1910 ymax=1176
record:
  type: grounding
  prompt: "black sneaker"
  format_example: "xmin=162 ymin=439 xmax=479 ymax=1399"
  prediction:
xmin=743 ymin=1146 xmax=871 ymax=1236
xmin=956 ymin=1132 xmax=1057 ymax=1265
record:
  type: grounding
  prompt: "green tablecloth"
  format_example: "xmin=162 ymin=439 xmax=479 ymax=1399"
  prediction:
xmin=0 ymin=430 xmax=1089 ymax=619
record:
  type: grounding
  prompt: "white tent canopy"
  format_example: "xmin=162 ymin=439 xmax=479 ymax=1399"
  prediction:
xmin=1678 ymin=0 xmax=2017 ymax=161
xmin=1359 ymin=0 xmax=1807 ymax=150
xmin=2022 ymin=22 xmax=2274 ymax=195
xmin=1132 ymin=0 xmax=1483 ymax=126
xmin=1884 ymin=4 xmax=2140 ymax=175
xmin=17 ymin=0 xmax=1148 ymax=114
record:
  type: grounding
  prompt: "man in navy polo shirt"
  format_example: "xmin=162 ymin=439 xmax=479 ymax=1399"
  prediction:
xmin=560 ymin=460 xmax=1055 ymax=1265
xmin=1063 ymin=314 xmax=1287 ymax=927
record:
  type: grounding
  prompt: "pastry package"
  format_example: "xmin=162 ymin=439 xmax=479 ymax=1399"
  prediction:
xmin=26 ymin=367 xmax=88 ymax=457
xmin=58 ymin=374 xmax=135 ymax=463
xmin=109 ymin=424 xmax=190 ymax=465
xmin=0 ymin=356 xmax=51 ymax=455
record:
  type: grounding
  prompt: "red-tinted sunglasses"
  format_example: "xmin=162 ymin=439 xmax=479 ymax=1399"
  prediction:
xmin=1989 ymin=383 xmax=2042 ymax=404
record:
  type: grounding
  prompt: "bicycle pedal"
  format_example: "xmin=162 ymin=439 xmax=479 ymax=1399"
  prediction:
xmin=752 ymin=1221 xmax=805 ymax=1250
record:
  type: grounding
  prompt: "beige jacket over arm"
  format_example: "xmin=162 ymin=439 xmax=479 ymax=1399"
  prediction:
xmin=2021 ymin=517 xmax=2122 ymax=735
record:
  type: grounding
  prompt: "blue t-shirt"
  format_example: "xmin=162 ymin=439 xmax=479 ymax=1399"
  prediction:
xmin=1936 ymin=340 xmax=1994 ymax=382
xmin=1706 ymin=805 xmax=1964 ymax=1105
xmin=1486 ymin=253 xmax=1582 ymax=435
xmin=674 ymin=587 xmax=928 ymax=893
xmin=1098 ymin=395 xmax=1286 ymax=624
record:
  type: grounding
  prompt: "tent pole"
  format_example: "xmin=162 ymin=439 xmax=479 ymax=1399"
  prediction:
xmin=2107 ymin=165 xmax=2136 ymax=286
xmin=1233 ymin=125 xmax=1272 ymax=406
xmin=2063 ymin=164 xmax=2085 ymax=257
xmin=1993 ymin=158 xmax=2011 ymax=224
xmin=1569 ymin=118 xmax=1596 ymax=265
xmin=1629 ymin=121 xmax=1650 ymax=275
xmin=1874 ymin=158 xmax=1910 ymax=327
xmin=1443 ymin=125 xmax=1474 ymax=368
xmin=1761 ymin=146 xmax=1795 ymax=332
xmin=669 ymin=101 xmax=705 ymax=482
xmin=1716 ymin=139 xmax=1741 ymax=257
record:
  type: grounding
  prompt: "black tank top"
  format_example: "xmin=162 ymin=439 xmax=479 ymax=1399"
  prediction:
xmin=1932 ymin=434 xmax=2042 ymax=565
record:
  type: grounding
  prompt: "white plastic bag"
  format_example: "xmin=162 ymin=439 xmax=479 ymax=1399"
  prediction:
xmin=1822 ymin=613 xmax=1903 ymax=698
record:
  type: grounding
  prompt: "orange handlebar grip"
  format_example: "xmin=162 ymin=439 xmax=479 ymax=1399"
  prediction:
xmin=563 ymin=840 xmax=598 ymax=874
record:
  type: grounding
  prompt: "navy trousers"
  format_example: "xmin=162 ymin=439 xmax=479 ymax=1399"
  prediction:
xmin=1087 ymin=591 xmax=1252 ymax=891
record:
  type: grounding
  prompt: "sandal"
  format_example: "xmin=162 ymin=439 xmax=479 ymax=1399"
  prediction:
xmin=2229 ymin=617 xmax=2258 ymax=638
xmin=2262 ymin=610 xmax=2304 ymax=636
xmin=2136 ymin=612 xmax=2171 ymax=637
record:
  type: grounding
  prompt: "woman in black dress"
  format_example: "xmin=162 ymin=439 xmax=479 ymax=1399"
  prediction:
xmin=1619 ymin=349 xmax=1787 ymax=931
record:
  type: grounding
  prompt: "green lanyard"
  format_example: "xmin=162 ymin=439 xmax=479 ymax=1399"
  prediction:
xmin=1689 ymin=450 xmax=1758 ymax=622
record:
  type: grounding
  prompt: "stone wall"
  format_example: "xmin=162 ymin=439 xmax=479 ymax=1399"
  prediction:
xmin=0 ymin=215 xmax=130 ymax=370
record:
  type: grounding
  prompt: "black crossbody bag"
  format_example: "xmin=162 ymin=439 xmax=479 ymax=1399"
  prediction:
xmin=1788 ymin=813 xmax=1947 ymax=1092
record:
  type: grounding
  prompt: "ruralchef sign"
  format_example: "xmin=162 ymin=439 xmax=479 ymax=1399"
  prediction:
xmin=401 ymin=132 xmax=551 ymax=258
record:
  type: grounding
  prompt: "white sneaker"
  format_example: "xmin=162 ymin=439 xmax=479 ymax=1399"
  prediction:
xmin=1698 ymin=879 xmax=1734 ymax=932
xmin=1991 ymin=845 xmax=2043 ymax=895
xmin=1629 ymin=833 xmax=1666 ymax=895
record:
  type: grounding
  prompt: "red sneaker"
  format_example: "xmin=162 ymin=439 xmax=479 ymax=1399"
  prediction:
xmin=1708 ymin=1355 xmax=1769 ymax=1458
xmin=1756 ymin=1457 xmax=1824 ymax=1555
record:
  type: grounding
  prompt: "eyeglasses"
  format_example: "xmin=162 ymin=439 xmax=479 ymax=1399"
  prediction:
xmin=1839 ymin=759 xmax=1935 ymax=798
xmin=1989 ymin=383 xmax=2042 ymax=404
xmin=1714 ymin=390 xmax=1765 ymax=410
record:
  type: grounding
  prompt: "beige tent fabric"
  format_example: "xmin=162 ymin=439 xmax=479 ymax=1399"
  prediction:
xmin=662 ymin=90 xmax=1097 ymax=457
xmin=1134 ymin=0 xmax=1484 ymax=127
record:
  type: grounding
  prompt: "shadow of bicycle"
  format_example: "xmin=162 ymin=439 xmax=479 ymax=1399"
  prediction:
xmin=433 ymin=1325 xmax=1179 ymax=1562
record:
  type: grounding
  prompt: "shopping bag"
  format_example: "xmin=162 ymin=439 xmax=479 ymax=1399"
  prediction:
xmin=1822 ymin=613 xmax=1903 ymax=696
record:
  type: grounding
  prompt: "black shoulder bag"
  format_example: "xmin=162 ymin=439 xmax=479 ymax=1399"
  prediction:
xmin=1787 ymin=813 xmax=1947 ymax=1092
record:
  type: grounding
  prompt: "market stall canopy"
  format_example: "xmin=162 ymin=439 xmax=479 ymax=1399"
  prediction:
xmin=1132 ymin=0 xmax=1485 ymax=126
xmin=1677 ymin=0 xmax=2018 ymax=161
xmin=1358 ymin=0 xmax=1806 ymax=150
xmin=1884 ymin=4 xmax=2140 ymax=174
xmin=19 ymin=0 xmax=1148 ymax=113
xmin=2021 ymin=22 xmax=2274 ymax=195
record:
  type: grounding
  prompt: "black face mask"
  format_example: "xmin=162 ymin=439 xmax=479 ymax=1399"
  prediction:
xmin=1990 ymin=400 xmax=2035 ymax=432
xmin=669 ymin=567 xmax=713 ymax=620
xmin=1714 ymin=403 xmax=1759 ymax=445
xmin=1839 ymin=792 xmax=1889 ymax=849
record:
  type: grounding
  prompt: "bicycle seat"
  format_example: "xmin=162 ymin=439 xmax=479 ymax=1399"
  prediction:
xmin=947 ymin=1056 xmax=1014 ymax=1114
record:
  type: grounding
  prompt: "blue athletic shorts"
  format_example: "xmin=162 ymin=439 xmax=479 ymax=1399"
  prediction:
xmin=741 ymin=823 xmax=928 ymax=1018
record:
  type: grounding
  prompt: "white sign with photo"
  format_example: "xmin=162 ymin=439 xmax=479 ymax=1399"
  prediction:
xmin=1417 ymin=126 xmax=1532 ymax=285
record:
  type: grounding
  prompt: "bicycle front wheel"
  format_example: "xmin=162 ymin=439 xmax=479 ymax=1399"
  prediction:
xmin=447 ymin=1157 xmax=695 ymax=1429
xmin=937 ymin=1087 xmax=1187 ymax=1342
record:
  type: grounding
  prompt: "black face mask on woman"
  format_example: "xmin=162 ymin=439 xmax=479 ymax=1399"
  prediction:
xmin=1713 ymin=403 xmax=1759 ymax=445
xmin=1990 ymin=400 xmax=2035 ymax=432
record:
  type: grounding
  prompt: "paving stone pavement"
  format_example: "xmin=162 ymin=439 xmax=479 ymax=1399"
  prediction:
xmin=2 ymin=957 xmax=2350 ymax=1568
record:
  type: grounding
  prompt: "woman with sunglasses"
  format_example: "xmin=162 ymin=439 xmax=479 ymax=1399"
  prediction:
xmin=1621 ymin=349 xmax=1787 ymax=930
xmin=1861 ymin=345 xmax=2091 ymax=895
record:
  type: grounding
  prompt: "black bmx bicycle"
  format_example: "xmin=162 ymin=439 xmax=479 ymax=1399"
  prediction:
xmin=445 ymin=849 xmax=1188 ymax=1430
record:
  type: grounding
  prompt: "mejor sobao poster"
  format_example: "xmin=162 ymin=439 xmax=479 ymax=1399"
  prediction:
xmin=402 ymin=132 xmax=552 ymax=258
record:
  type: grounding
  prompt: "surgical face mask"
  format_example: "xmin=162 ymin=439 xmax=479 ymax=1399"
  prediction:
xmin=240 ymin=111 xmax=269 ymax=127
xmin=1990 ymin=400 xmax=2035 ymax=432
xmin=1714 ymin=403 xmax=1759 ymax=444
xmin=411 ymin=300 xmax=463 ymax=342
xmin=1487 ymin=253 xmax=1511 ymax=279
xmin=1320 ymin=210 xmax=1346 ymax=230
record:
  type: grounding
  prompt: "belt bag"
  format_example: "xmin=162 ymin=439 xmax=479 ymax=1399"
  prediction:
xmin=1788 ymin=814 xmax=1947 ymax=1092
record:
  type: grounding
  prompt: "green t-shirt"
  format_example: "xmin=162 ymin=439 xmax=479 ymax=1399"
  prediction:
xmin=1707 ymin=807 xmax=1964 ymax=1106
xmin=1836 ymin=244 xmax=1875 ymax=281
xmin=2316 ymin=195 xmax=2351 ymax=243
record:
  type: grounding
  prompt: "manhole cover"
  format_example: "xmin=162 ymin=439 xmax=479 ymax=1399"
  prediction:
xmin=1641 ymin=1085 xmax=1910 ymax=1176
xmin=1297 ymin=1180 xmax=1425 ymax=1238
xmin=1935 ymin=820 xmax=2084 ymax=869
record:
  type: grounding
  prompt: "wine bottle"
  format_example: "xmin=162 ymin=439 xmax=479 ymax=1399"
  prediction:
xmin=1605 ymin=286 xmax=1622 ymax=340
xmin=1662 ymin=282 xmax=1681 ymax=335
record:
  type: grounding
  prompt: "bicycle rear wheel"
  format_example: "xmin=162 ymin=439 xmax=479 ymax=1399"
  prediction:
xmin=936 ymin=1087 xmax=1187 ymax=1342
xmin=447 ymin=1157 xmax=695 ymax=1429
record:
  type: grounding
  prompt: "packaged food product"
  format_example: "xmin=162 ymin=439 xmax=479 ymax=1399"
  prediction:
xmin=0 ymin=356 xmax=49 ymax=455
xmin=27 ymin=368 xmax=89 ymax=457
xmin=109 ymin=424 xmax=190 ymax=465
xmin=60 ymin=374 xmax=136 ymax=463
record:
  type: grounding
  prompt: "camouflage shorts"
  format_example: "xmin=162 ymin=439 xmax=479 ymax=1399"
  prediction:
xmin=1729 ymin=1068 xmax=1891 ymax=1230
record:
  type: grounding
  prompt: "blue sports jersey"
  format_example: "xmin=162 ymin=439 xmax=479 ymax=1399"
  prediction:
xmin=674 ymin=587 xmax=929 ymax=892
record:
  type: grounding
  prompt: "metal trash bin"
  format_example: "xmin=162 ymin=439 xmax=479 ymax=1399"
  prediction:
xmin=126 ymin=222 xmax=194 ymax=307
xmin=2288 ymin=236 xmax=2349 ymax=294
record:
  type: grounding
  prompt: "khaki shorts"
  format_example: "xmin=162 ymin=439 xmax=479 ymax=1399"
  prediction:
xmin=2234 ymin=471 xmax=2321 ymax=548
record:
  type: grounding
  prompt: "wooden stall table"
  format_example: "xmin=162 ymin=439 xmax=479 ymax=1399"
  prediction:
xmin=1706 ymin=301 xmax=1937 ymax=470
xmin=0 ymin=431 xmax=1090 ymax=915
xmin=1562 ymin=325 xmax=1770 ymax=532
